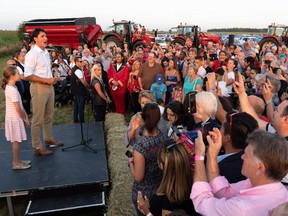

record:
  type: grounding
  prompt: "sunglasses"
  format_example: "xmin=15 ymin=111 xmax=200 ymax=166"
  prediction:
xmin=166 ymin=141 xmax=182 ymax=150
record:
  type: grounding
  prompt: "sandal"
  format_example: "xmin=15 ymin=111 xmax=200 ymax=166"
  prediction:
xmin=21 ymin=160 xmax=31 ymax=165
xmin=12 ymin=162 xmax=31 ymax=170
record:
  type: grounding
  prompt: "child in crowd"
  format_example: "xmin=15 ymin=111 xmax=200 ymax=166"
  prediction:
xmin=2 ymin=66 xmax=31 ymax=170
xmin=172 ymin=81 xmax=183 ymax=102
xmin=157 ymin=98 xmax=165 ymax=107
xmin=150 ymin=73 xmax=167 ymax=103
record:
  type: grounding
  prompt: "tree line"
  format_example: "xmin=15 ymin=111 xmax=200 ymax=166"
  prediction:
xmin=207 ymin=28 xmax=267 ymax=33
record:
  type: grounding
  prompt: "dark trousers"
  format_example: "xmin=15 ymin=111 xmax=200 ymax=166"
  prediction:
xmin=73 ymin=95 xmax=85 ymax=123
xmin=93 ymin=105 xmax=106 ymax=122
xmin=130 ymin=92 xmax=141 ymax=114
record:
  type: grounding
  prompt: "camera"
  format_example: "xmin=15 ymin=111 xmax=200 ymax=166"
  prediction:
xmin=264 ymin=60 xmax=271 ymax=65
xmin=125 ymin=150 xmax=133 ymax=158
xmin=209 ymin=54 xmax=217 ymax=61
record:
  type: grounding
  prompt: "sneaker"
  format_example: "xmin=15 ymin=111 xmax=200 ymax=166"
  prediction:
xmin=12 ymin=162 xmax=31 ymax=170
xmin=21 ymin=160 xmax=31 ymax=165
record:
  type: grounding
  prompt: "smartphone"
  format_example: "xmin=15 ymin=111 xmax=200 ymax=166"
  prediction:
xmin=234 ymin=69 xmax=239 ymax=83
xmin=171 ymin=125 xmax=181 ymax=137
xmin=188 ymin=91 xmax=197 ymax=114
xmin=201 ymin=122 xmax=210 ymax=146
xmin=125 ymin=150 xmax=133 ymax=158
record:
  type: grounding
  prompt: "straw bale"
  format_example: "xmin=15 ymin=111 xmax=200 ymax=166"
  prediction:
xmin=104 ymin=112 xmax=136 ymax=215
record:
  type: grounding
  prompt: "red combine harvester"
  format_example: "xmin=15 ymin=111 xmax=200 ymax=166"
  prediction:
xmin=170 ymin=23 xmax=222 ymax=48
xmin=23 ymin=17 xmax=103 ymax=51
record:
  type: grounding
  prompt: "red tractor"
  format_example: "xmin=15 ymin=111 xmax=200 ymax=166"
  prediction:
xmin=23 ymin=17 xmax=103 ymax=51
xmin=170 ymin=23 xmax=222 ymax=48
xmin=259 ymin=23 xmax=288 ymax=51
xmin=103 ymin=20 xmax=155 ymax=51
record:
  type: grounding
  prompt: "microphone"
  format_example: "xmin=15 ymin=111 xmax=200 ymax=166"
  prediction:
xmin=48 ymin=44 xmax=72 ymax=70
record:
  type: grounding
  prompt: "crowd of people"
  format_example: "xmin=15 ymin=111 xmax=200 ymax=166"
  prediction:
xmin=2 ymin=27 xmax=288 ymax=215
xmin=123 ymin=37 xmax=288 ymax=215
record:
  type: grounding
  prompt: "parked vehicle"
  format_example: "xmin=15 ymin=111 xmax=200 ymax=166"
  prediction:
xmin=23 ymin=17 xmax=103 ymax=51
xmin=156 ymin=39 xmax=167 ymax=50
xmin=259 ymin=23 xmax=288 ymax=51
xmin=169 ymin=23 xmax=222 ymax=49
xmin=103 ymin=20 xmax=155 ymax=51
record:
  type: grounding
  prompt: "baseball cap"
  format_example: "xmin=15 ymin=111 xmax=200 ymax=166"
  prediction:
xmin=156 ymin=73 xmax=163 ymax=84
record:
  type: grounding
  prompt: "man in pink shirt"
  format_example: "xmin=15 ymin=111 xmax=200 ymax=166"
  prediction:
xmin=191 ymin=129 xmax=288 ymax=216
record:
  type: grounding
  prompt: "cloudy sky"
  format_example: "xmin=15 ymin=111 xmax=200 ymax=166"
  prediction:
xmin=1 ymin=0 xmax=287 ymax=31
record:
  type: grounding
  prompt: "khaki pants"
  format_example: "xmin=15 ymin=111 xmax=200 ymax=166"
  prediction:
xmin=30 ymin=83 xmax=54 ymax=148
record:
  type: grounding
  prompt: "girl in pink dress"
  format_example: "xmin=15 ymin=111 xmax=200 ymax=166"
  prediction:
xmin=2 ymin=66 xmax=31 ymax=170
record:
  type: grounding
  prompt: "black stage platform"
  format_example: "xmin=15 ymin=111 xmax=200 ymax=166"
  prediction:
xmin=0 ymin=122 xmax=109 ymax=215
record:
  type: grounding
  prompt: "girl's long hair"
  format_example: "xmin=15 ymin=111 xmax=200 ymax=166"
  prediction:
xmin=2 ymin=66 xmax=17 ymax=90
xmin=156 ymin=139 xmax=192 ymax=204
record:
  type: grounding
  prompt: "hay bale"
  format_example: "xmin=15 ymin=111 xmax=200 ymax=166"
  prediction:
xmin=104 ymin=112 xmax=136 ymax=215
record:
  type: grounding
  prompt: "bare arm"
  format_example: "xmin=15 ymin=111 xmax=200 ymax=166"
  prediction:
xmin=206 ymin=72 xmax=226 ymax=123
xmin=206 ymin=128 xmax=222 ymax=182
xmin=94 ymin=83 xmax=111 ymax=103
xmin=223 ymin=72 xmax=234 ymax=86
xmin=194 ymin=131 xmax=207 ymax=182
xmin=138 ymin=77 xmax=143 ymax=90
xmin=262 ymin=80 xmax=274 ymax=121
xmin=234 ymin=73 xmax=267 ymax=129
xmin=129 ymin=150 xmax=145 ymax=182
xmin=13 ymin=101 xmax=29 ymax=126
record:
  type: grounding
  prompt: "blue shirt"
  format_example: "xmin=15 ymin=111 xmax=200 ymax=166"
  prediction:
xmin=150 ymin=82 xmax=167 ymax=102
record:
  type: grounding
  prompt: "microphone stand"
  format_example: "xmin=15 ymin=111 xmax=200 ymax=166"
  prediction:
xmin=62 ymin=68 xmax=97 ymax=153
xmin=48 ymin=44 xmax=72 ymax=71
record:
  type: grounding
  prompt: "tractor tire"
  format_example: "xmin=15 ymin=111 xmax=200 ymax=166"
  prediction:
xmin=133 ymin=41 xmax=147 ymax=50
xmin=259 ymin=38 xmax=278 ymax=52
xmin=171 ymin=38 xmax=185 ymax=47
xmin=105 ymin=37 xmax=123 ymax=50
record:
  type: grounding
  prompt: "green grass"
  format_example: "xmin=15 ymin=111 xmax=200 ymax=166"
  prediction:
xmin=0 ymin=30 xmax=22 ymax=58
xmin=0 ymin=30 xmax=20 ymax=46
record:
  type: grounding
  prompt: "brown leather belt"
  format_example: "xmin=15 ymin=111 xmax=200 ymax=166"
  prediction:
xmin=33 ymin=81 xmax=51 ymax=85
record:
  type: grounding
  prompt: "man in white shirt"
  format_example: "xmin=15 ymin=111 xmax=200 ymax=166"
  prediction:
xmin=24 ymin=28 xmax=63 ymax=156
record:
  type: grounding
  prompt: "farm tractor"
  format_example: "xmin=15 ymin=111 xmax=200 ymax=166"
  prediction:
xmin=170 ymin=23 xmax=222 ymax=49
xmin=103 ymin=20 xmax=155 ymax=51
xmin=259 ymin=23 xmax=288 ymax=51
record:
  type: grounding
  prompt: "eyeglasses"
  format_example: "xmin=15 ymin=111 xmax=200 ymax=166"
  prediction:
xmin=78 ymin=61 xmax=82 ymax=63
xmin=166 ymin=142 xmax=182 ymax=150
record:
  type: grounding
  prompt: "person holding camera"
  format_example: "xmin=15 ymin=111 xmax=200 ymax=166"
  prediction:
xmin=191 ymin=128 xmax=288 ymax=216
xmin=128 ymin=103 xmax=167 ymax=215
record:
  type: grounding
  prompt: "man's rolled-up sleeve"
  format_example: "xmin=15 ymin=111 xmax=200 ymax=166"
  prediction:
xmin=191 ymin=178 xmax=247 ymax=216
xmin=24 ymin=52 xmax=36 ymax=77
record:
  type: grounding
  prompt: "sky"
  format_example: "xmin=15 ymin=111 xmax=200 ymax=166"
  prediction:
xmin=1 ymin=0 xmax=287 ymax=32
